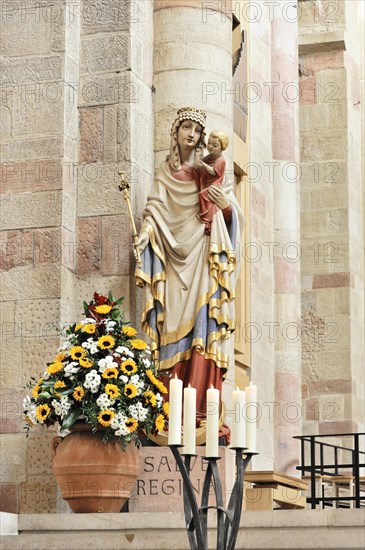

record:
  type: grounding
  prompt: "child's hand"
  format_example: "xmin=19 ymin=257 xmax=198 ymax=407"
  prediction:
xmin=194 ymin=158 xmax=204 ymax=169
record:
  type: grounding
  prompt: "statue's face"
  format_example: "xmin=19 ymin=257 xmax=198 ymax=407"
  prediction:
xmin=177 ymin=120 xmax=203 ymax=149
xmin=207 ymin=136 xmax=222 ymax=157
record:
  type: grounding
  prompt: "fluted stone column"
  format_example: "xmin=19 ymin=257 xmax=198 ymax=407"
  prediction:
xmin=271 ymin=1 xmax=302 ymax=475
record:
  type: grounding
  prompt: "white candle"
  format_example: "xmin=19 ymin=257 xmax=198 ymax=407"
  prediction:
xmin=206 ymin=385 xmax=220 ymax=458
xmin=230 ymin=387 xmax=246 ymax=449
xmin=168 ymin=375 xmax=183 ymax=445
xmin=245 ymin=381 xmax=257 ymax=452
xmin=183 ymin=384 xmax=196 ymax=455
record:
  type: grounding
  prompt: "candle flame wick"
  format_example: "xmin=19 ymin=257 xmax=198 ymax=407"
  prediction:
xmin=210 ymin=384 xmax=215 ymax=389
xmin=236 ymin=385 xmax=240 ymax=391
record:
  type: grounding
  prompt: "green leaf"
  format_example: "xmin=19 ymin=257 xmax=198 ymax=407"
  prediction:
xmin=61 ymin=408 xmax=82 ymax=430
xmin=108 ymin=291 xmax=114 ymax=302
xmin=115 ymin=296 xmax=125 ymax=305
xmin=55 ymin=388 xmax=74 ymax=396
xmin=38 ymin=392 xmax=51 ymax=399
xmin=42 ymin=380 xmax=55 ymax=388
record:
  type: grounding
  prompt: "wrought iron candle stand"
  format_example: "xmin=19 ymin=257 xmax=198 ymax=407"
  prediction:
xmin=170 ymin=445 xmax=257 ymax=550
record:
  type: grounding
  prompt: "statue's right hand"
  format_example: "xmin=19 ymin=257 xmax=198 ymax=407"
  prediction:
xmin=134 ymin=231 xmax=149 ymax=260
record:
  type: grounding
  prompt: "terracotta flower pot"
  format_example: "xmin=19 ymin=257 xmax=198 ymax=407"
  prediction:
xmin=51 ymin=426 xmax=140 ymax=513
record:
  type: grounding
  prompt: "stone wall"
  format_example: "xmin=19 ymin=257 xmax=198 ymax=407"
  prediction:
xmin=299 ymin=0 xmax=365 ymax=437
xmin=0 ymin=0 xmax=154 ymax=513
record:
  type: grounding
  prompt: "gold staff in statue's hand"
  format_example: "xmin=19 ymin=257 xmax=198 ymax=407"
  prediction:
xmin=118 ymin=171 xmax=142 ymax=268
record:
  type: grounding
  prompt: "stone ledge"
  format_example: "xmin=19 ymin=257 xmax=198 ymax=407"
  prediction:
xmin=0 ymin=510 xmax=364 ymax=549
xmin=299 ymin=31 xmax=345 ymax=55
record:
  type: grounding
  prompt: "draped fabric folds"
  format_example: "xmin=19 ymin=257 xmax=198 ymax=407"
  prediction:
xmin=136 ymin=161 xmax=244 ymax=383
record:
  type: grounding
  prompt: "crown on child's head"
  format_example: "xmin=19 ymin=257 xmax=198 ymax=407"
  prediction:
xmin=176 ymin=107 xmax=207 ymax=128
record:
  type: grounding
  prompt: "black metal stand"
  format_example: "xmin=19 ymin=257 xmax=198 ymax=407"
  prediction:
xmin=170 ymin=446 xmax=255 ymax=550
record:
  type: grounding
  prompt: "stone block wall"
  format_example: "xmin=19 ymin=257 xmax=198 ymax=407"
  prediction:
xmin=299 ymin=0 xmax=365 ymax=438
xmin=0 ymin=0 xmax=154 ymax=513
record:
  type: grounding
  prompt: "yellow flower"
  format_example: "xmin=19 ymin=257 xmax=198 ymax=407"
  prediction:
xmin=98 ymin=335 xmax=115 ymax=349
xmin=125 ymin=417 xmax=138 ymax=433
xmin=163 ymin=402 xmax=169 ymax=417
xmin=120 ymin=359 xmax=137 ymax=375
xmin=54 ymin=380 xmax=66 ymax=397
xmin=95 ymin=304 xmax=112 ymax=314
xmin=143 ymin=390 xmax=157 ymax=408
xmin=35 ymin=404 xmax=51 ymax=423
xmin=47 ymin=361 xmax=64 ymax=374
xmin=130 ymin=339 xmax=147 ymax=351
xmin=122 ymin=326 xmax=137 ymax=338
xmin=79 ymin=358 xmax=93 ymax=368
xmin=55 ymin=352 xmax=66 ymax=362
xmin=97 ymin=409 xmax=115 ymax=427
xmin=73 ymin=386 xmax=85 ymax=401
xmin=105 ymin=384 xmax=120 ymax=399
xmin=32 ymin=385 xmax=41 ymax=398
xmin=124 ymin=383 xmax=138 ymax=399
xmin=102 ymin=367 xmax=119 ymax=379
xmin=83 ymin=323 xmax=96 ymax=334
xmin=74 ymin=323 xmax=83 ymax=332
xmin=70 ymin=346 xmax=86 ymax=360
xmin=37 ymin=378 xmax=44 ymax=385
xmin=146 ymin=370 xmax=168 ymax=395
xmin=155 ymin=414 xmax=165 ymax=432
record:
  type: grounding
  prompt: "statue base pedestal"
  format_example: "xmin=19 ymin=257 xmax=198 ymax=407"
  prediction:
xmin=129 ymin=446 xmax=235 ymax=513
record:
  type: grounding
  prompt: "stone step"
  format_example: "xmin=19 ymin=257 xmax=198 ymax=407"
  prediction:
xmin=1 ymin=509 xmax=364 ymax=550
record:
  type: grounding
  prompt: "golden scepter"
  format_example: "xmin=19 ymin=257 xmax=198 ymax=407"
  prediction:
xmin=118 ymin=171 xmax=142 ymax=268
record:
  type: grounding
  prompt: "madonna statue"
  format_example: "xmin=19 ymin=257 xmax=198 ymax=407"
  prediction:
xmin=135 ymin=107 xmax=244 ymax=425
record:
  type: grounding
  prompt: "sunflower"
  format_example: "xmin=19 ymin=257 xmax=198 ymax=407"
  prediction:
xmin=125 ymin=417 xmax=138 ymax=433
xmin=73 ymin=386 xmax=85 ymax=401
xmin=54 ymin=380 xmax=66 ymax=389
xmin=74 ymin=323 xmax=83 ymax=332
xmin=120 ymin=359 xmax=137 ymax=375
xmin=122 ymin=326 xmax=137 ymax=338
xmin=79 ymin=358 xmax=93 ymax=368
xmin=102 ymin=367 xmax=118 ymax=379
xmin=70 ymin=346 xmax=86 ymax=360
xmin=83 ymin=323 xmax=96 ymax=334
xmin=98 ymin=335 xmax=115 ymax=349
xmin=35 ymin=404 xmax=51 ymax=423
xmin=163 ymin=401 xmax=169 ymax=417
xmin=155 ymin=414 xmax=165 ymax=432
xmin=124 ymin=383 xmax=138 ymax=399
xmin=130 ymin=339 xmax=148 ymax=351
xmin=97 ymin=409 xmax=115 ymax=427
xmin=55 ymin=352 xmax=66 ymax=362
xmin=46 ymin=361 xmax=64 ymax=374
xmin=143 ymin=390 xmax=157 ymax=408
xmin=95 ymin=304 xmax=112 ymax=314
xmin=146 ymin=370 xmax=168 ymax=394
xmin=32 ymin=385 xmax=41 ymax=398
xmin=105 ymin=384 xmax=120 ymax=399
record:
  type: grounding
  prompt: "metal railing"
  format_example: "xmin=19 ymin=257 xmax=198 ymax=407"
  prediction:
xmin=294 ymin=433 xmax=365 ymax=509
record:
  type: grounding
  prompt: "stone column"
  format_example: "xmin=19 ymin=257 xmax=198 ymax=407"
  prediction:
xmin=153 ymin=1 xmax=233 ymax=168
xmin=153 ymin=1 xmax=235 ymax=404
xmin=76 ymin=0 xmax=154 ymax=325
xmin=299 ymin=0 xmax=364 ymax=438
xmin=271 ymin=1 xmax=301 ymax=475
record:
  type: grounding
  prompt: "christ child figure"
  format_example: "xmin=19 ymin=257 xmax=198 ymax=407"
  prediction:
xmin=195 ymin=130 xmax=229 ymax=235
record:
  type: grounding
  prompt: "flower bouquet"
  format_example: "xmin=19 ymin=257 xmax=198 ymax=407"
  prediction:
xmin=23 ymin=292 xmax=169 ymax=448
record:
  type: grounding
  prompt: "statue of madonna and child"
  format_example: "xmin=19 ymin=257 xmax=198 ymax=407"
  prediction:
xmin=134 ymin=107 xmax=244 ymax=441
